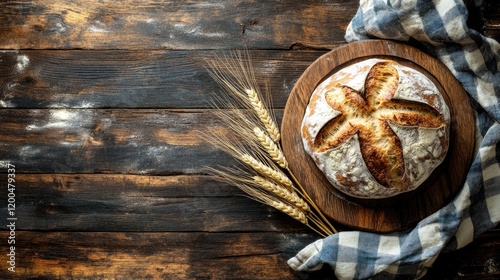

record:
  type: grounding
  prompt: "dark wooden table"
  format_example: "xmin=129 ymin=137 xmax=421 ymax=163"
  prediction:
xmin=1 ymin=1 xmax=498 ymax=279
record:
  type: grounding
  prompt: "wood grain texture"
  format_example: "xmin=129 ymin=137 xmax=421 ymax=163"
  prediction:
xmin=0 ymin=173 xmax=309 ymax=232
xmin=0 ymin=0 xmax=498 ymax=279
xmin=427 ymin=229 xmax=500 ymax=279
xmin=0 ymin=108 xmax=285 ymax=174
xmin=0 ymin=231 xmax=320 ymax=279
xmin=281 ymin=40 xmax=476 ymax=232
xmin=0 ymin=50 xmax=328 ymax=109
xmin=0 ymin=229 xmax=497 ymax=279
xmin=0 ymin=0 xmax=355 ymax=50
xmin=483 ymin=0 xmax=500 ymax=40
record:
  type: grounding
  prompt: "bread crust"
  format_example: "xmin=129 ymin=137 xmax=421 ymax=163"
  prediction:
xmin=301 ymin=59 xmax=450 ymax=198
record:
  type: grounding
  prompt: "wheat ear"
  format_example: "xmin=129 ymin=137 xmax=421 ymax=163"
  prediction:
xmin=252 ymin=176 xmax=309 ymax=212
xmin=271 ymin=201 xmax=307 ymax=224
xmin=253 ymin=126 xmax=288 ymax=169
xmin=240 ymin=154 xmax=293 ymax=190
xmin=205 ymin=51 xmax=337 ymax=237
xmin=239 ymin=184 xmax=307 ymax=224
xmin=247 ymin=87 xmax=338 ymax=236
xmin=242 ymin=76 xmax=337 ymax=236
xmin=245 ymin=88 xmax=281 ymax=143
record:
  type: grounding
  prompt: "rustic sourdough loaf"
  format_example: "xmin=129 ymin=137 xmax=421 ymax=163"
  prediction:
xmin=301 ymin=59 xmax=450 ymax=198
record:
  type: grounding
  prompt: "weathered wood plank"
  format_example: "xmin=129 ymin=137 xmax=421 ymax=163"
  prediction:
xmin=1 ymin=0 xmax=496 ymax=52
xmin=0 ymin=229 xmax=497 ymax=279
xmin=0 ymin=231 xmax=322 ymax=279
xmin=483 ymin=0 xmax=500 ymax=41
xmin=0 ymin=50 xmax=328 ymax=109
xmin=427 ymin=229 xmax=500 ymax=279
xmin=0 ymin=1 xmax=496 ymax=279
xmin=0 ymin=173 xmax=309 ymax=232
xmin=0 ymin=108 xmax=285 ymax=174
xmin=0 ymin=0 xmax=356 ymax=50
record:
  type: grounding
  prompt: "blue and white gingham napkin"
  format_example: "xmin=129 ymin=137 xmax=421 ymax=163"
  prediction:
xmin=288 ymin=0 xmax=500 ymax=279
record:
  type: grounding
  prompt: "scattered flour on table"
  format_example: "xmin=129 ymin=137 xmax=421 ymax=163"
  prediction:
xmin=26 ymin=109 xmax=92 ymax=131
xmin=16 ymin=55 xmax=29 ymax=73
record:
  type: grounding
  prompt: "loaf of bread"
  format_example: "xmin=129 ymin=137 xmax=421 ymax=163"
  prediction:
xmin=301 ymin=59 xmax=450 ymax=198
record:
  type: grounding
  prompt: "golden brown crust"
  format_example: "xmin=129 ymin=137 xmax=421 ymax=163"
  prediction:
xmin=301 ymin=59 xmax=450 ymax=198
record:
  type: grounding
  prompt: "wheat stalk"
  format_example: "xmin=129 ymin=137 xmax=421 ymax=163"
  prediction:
xmin=240 ymin=154 xmax=293 ymax=190
xmin=205 ymin=50 xmax=337 ymax=237
xmin=252 ymin=176 xmax=309 ymax=212
xmin=236 ymin=183 xmax=308 ymax=224
xmin=246 ymin=89 xmax=281 ymax=142
xmin=208 ymin=165 xmax=334 ymax=237
xmin=271 ymin=201 xmax=307 ymax=224
xmin=207 ymin=168 xmax=308 ymax=223
xmin=253 ymin=126 xmax=288 ymax=169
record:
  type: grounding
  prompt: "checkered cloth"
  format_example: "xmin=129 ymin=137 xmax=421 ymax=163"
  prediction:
xmin=288 ymin=0 xmax=500 ymax=279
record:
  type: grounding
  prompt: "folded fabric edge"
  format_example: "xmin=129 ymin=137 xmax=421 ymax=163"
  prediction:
xmin=287 ymin=239 xmax=324 ymax=271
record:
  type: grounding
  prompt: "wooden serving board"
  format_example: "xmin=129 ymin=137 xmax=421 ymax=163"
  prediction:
xmin=281 ymin=40 xmax=476 ymax=232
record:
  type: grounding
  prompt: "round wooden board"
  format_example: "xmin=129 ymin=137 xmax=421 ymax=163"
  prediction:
xmin=281 ymin=40 xmax=476 ymax=232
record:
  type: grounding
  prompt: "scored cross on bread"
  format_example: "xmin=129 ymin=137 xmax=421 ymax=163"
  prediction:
xmin=313 ymin=62 xmax=446 ymax=189
xmin=301 ymin=59 xmax=450 ymax=198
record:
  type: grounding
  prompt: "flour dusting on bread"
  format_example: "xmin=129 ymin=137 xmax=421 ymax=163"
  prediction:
xmin=301 ymin=59 xmax=450 ymax=198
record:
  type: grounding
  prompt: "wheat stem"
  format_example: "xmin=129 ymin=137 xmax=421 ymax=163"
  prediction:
xmin=205 ymin=51 xmax=337 ymax=237
xmin=209 ymin=167 xmax=331 ymax=238
xmin=287 ymin=170 xmax=337 ymax=234
xmin=308 ymin=213 xmax=335 ymax=236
